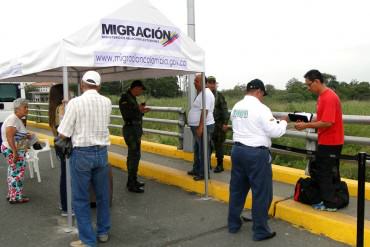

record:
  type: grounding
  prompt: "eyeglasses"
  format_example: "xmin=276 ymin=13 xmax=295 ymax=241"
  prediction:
xmin=305 ymin=81 xmax=315 ymax=87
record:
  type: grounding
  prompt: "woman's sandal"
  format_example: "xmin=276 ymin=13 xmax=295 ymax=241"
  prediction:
xmin=9 ymin=197 xmax=30 ymax=204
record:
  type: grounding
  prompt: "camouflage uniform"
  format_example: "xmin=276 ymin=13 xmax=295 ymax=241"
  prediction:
xmin=212 ymin=91 xmax=229 ymax=171
xmin=119 ymin=90 xmax=144 ymax=187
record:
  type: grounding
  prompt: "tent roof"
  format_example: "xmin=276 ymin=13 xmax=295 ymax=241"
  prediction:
xmin=0 ymin=0 xmax=204 ymax=83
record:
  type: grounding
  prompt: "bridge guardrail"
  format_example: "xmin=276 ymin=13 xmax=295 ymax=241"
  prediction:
xmin=28 ymin=103 xmax=370 ymax=153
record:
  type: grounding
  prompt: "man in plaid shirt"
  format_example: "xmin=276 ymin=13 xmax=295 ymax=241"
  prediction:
xmin=58 ymin=71 xmax=112 ymax=247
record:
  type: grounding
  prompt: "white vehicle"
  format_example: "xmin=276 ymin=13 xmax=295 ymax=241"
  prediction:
xmin=0 ymin=82 xmax=26 ymax=144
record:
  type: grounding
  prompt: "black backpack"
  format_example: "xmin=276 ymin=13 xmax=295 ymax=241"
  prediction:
xmin=294 ymin=177 xmax=349 ymax=209
xmin=334 ymin=181 xmax=349 ymax=209
xmin=294 ymin=177 xmax=321 ymax=205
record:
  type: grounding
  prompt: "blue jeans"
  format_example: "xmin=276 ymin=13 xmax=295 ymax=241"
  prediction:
xmin=70 ymin=146 xmax=111 ymax=247
xmin=228 ymin=144 xmax=273 ymax=240
xmin=190 ymin=124 xmax=214 ymax=176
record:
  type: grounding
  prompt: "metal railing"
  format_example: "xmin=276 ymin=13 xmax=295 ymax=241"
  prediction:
xmin=28 ymin=103 xmax=370 ymax=152
xmin=28 ymin=102 xmax=186 ymax=149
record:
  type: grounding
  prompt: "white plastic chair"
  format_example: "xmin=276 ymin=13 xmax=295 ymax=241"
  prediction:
xmin=27 ymin=138 xmax=54 ymax=182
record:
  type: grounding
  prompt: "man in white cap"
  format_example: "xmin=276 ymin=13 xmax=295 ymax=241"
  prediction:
xmin=58 ymin=71 xmax=112 ymax=247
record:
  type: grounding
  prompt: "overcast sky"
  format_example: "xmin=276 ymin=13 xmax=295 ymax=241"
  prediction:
xmin=1 ymin=0 xmax=369 ymax=89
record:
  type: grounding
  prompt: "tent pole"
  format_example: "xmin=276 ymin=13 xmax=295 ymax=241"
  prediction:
xmin=185 ymin=0 xmax=197 ymax=152
xmin=63 ymin=66 xmax=74 ymax=233
xmin=201 ymin=72 xmax=210 ymax=198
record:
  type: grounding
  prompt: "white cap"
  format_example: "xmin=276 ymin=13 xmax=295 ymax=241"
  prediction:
xmin=82 ymin=71 xmax=101 ymax=86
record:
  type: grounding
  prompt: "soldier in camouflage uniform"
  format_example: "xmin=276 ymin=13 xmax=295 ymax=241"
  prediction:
xmin=119 ymin=80 xmax=150 ymax=193
xmin=207 ymin=76 xmax=229 ymax=173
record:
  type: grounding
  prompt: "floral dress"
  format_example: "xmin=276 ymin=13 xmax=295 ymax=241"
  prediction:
xmin=1 ymin=113 xmax=29 ymax=202
xmin=1 ymin=142 xmax=27 ymax=202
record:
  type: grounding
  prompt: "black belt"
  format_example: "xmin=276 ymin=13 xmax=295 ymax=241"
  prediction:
xmin=124 ymin=120 xmax=142 ymax=126
xmin=74 ymin=145 xmax=107 ymax=150
xmin=234 ymin=142 xmax=268 ymax=150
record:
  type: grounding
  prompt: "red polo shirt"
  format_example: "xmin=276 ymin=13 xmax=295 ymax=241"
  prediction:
xmin=317 ymin=88 xmax=344 ymax=145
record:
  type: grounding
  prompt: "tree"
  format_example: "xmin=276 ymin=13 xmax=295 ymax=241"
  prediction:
xmin=322 ymin=73 xmax=337 ymax=83
xmin=285 ymin=78 xmax=313 ymax=101
xmin=265 ymin=84 xmax=276 ymax=95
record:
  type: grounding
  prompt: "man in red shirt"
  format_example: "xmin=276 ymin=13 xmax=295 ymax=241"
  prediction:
xmin=295 ymin=69 xmax=344 ymax=211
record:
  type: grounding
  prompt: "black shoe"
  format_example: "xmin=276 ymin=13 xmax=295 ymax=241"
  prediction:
xmin=254 ymin=232 xmax=276 ymax=241
xmin=193 ymin=175 xmax=204 ymax=181
xmin=127 ymin=184 xmax=145 ymax=193
xmin=187 ymin=170 xmax=196 ymax=176
xmin=193 ymin=175 xmax=210 ymax=181
xmin=136 ymin=180 xmax=145 ymax=187
xmin=213 ymin=166 xmax=224 ymax=173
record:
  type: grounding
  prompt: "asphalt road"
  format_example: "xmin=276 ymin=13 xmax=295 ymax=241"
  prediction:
xmin=0 ymin=151 xmax=348 ymax=247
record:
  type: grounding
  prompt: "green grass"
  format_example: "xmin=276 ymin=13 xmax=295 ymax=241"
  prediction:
xmin=28 ymin=97 xmax=370 ymax=181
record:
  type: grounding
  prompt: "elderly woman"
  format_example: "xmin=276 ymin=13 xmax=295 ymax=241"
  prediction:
xmin=0 ymin=98 xmax=31 ymax=204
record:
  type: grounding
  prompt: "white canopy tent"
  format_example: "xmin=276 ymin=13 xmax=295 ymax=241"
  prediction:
xmin=0 ymin=0 xmax=211 ymax=231
xmin=0 ymin=0 xmax=204 ymax=82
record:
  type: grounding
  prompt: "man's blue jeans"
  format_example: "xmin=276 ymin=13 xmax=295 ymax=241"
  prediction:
xmin=190 ymin=124 xmax=214 ymax=176
xmin=70 ymin=146 xmax=111 ymax=247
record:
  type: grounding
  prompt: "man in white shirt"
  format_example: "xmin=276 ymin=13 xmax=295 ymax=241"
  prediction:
xmin=187 ymin=74 xmax=215 ymax=181
xmin=58 ymin=71 xmax=112 ymax=247
xmin=228 ymin=79 xmax=287 ymax=241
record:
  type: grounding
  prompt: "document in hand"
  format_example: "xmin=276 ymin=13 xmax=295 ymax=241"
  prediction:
xmin=288 ymin=112 xmax=313 ymax=122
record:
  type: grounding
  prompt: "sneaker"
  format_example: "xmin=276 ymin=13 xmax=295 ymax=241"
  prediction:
xmin=312 ymin=201 xmax=337 ymax=212
xmin=98 ymin=233 xmax=110 ymax=243
xmin=324 ymin=207 xmax=337 ymax=212
xmin=312 ymin=201 xmax=325 ymax=210
xmin=61 ymin=210 xmax=75 ymax=217
xmin=70 ymin=240 xmax=88 ymax=247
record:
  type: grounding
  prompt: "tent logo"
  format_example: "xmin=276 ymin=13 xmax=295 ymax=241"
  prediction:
xmin=161 ymin=32 xmax=179 ymax=47
xmin=101 ymin=19 xmax=180 ymax=50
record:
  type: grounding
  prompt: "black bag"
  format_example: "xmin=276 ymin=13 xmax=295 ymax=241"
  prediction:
xmin=54 ymin=136 xmax=73 ymax=158
xmin=294 ymin=177 xmax=321 ymax=205
xmin=334 ymin=181 xmax=349 ymax=209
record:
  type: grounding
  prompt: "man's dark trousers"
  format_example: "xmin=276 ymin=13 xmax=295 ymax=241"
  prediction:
xmin=311 ymin=144 xmax=342 ymax=208
xmin=228 ymin=144 xmax=273 ymax=240
xmin=123 ymin=125 xmax=143 ymax=183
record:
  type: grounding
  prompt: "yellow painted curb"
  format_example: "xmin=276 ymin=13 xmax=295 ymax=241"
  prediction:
xmin=29 ymin=121 xmax=370 ymax=200
xmin=275 ymin=200 xmax=370 ymax=246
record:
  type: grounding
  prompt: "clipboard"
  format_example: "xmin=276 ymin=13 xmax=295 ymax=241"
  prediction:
xmin=288 ymin=112 xmax=313 ymax=122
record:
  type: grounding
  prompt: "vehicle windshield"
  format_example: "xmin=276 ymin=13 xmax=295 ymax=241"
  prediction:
xmin=0 ymin=84 xmax=20 ymax=102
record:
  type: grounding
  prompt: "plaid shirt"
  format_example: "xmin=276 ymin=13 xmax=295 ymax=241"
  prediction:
xmin=58 ymin=90 xmax=112 ymax=147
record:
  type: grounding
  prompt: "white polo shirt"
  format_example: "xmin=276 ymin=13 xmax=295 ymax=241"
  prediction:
xmin=57 ymin=90 xmax=112 ymax=147
xmin=188 ymin=88 xmax=215 ymax=126
xmin=231 ymin=95 xmax=287 ymax=147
